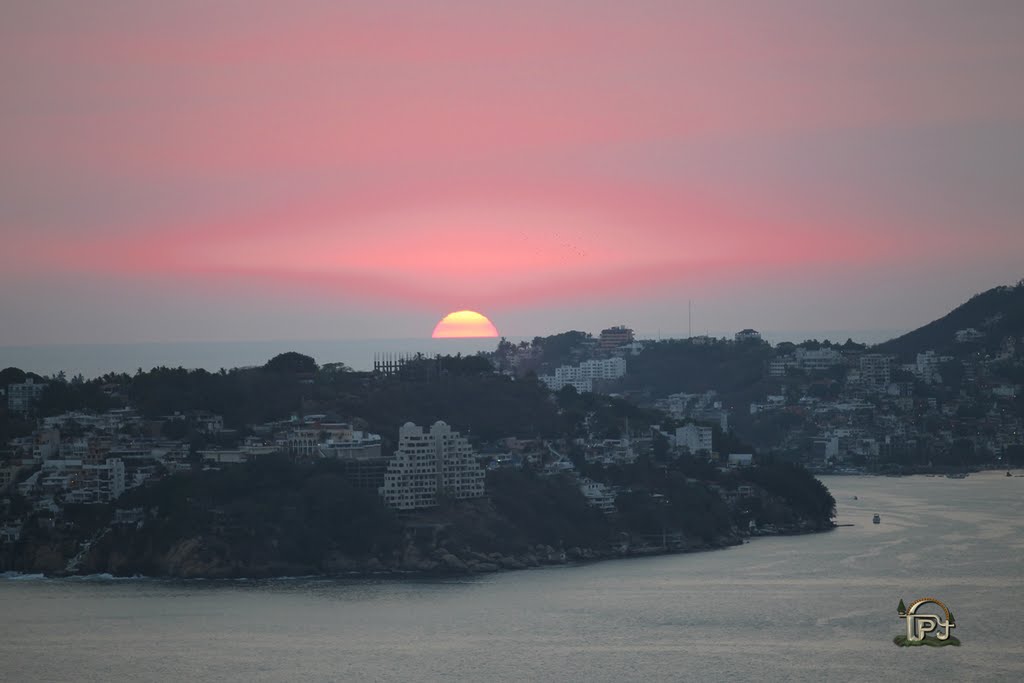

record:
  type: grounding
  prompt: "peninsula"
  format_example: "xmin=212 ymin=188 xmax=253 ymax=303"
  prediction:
xmin=4 ymin=280 xmax=1023 ymax=578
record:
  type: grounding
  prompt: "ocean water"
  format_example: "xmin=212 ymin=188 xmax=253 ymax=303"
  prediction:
xmin=0 ymin=329 xmax=904 ymax=379
xmin=0 ymin=338 xmax=518 ymax=379
xmin=1 ymin=472 xmax=1022 ymax=682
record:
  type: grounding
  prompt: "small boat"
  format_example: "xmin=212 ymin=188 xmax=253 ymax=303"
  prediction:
xmin=872 ymin=514 xmax=881 ymax=524
xmin=852 ymin=495 xmax=858 ymax=500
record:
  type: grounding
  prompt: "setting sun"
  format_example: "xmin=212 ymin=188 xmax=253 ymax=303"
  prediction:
xmin=431 ymin=310 xmax=499 ymax=338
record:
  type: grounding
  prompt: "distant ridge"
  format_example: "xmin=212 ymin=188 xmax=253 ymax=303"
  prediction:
xmin=874 ymin=280 xmax=1024 ymax=360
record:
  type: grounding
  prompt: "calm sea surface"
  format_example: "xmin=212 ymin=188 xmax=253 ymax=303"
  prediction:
xmin=2 ymin=472 xmax=1023 ymax=682
xmin=0 ymin=339 xmax=516 ymax=378
xmin=0 ymin=330 xmax=902 ymax=378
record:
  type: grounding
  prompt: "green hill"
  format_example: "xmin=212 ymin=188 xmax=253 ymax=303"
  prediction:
xmin=874 ymin=280 xmax=1024 ymax=361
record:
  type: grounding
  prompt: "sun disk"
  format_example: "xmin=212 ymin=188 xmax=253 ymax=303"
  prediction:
xmin=432 ymin=310 xmax=499 ymax=338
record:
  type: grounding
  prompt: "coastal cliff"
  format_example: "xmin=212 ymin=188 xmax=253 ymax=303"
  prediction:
xmin=1 ymin=460 xmax=834 ymax=579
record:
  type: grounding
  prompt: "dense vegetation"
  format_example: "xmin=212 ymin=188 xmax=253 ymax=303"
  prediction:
xmin=66 ymin=455 xmax=833 ymax=577
xmin=739 ymin=461 xmax=836 ymax=521
xmin=485 ymin=469 xmax=610 ymax=550
xmin=875 ymin=281 xmax=1024 ymax=360
xmin=333 ymin=369 xmax=561 ymax=444
xmin=621 ymin=338 xmax=775 ymax=404
xmin=14 ymin=353 xmax=562 ymax=451
xmin=93 ymin=458 xmax=404 ymax=575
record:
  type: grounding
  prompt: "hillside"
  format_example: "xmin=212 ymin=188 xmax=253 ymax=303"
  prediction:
xmin=1 ymin=458 xmax=834 ymax=578
xmin=874 ymin=280 xmax=1024 ymax=360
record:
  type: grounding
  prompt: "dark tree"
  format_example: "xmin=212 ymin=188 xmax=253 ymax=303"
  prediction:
xmin=264 ymin=352 xmax=318 ymax=374
xmin=0 ymin=367 xmax=27 ymax=386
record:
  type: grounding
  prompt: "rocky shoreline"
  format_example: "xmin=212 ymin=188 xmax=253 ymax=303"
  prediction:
xmin=4 ymin=522 xmax=834 ymax=580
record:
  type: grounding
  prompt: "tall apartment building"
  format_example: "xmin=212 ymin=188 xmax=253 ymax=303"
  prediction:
xmin=7 ymin=379 xmax=46 ymax=415
xmin=379 ymin=421 xmax=485 ymax=510
xmin=72 ymin=458 xmax=127 ymax=504
xmin=859 ymin=354 xmax=891 ymax=386
xmin=38 ymin=457 xmax=126 ymax=504
xmin=915 ymin=350 xmax=942 ymax=383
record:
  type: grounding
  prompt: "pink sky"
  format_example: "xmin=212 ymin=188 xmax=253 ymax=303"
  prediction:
xmin=2 ymin=1 xmax=1023 ymax=345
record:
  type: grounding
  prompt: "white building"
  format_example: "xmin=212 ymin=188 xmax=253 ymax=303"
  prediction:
xmin=727 ymin=453 xmax=753 ymax=467
xmin=768 ymin=355 xmax=797 ymax=377
xmin=73 ymin=458 xmax=126 ymax=503
xmin=200 ymin=450 xmax=254 ymax=465
xmin=285 ymin=428 xmax=321 ymax=456
xmin=693 ymin=408 xmax=729 ymax=432
xmin=814 ymin=436 xmax=840 ymax=461
xmin=579 ymin=478 xmax=617 ymax=515
xmin=675 ymin=424 xmax=713 ymax=454
xmin=750 ymin=395 xmax=786 ymax=414
xmin=954 ymin=328 xmax=985 ymax=343
xmin=0 ymin=523 xmax=22 ymax=544
xmin=992 ymin=384 xmax=1019 ymax=399
xmin=539 ymin=357 xmax=626 ymax=393
xmin=318 ymin=431 xmax=382 ymax=459
xmin=32 ymin=429 xmax=61 ymax=461
xmin=379 ymin=421 xmax=486 ymax=510
xmin=794 ymin=347 xmax=843 ymax=372
xmin=915 ymin=350 xmax=942 ymax=383
xmin=193 ymin=412 xmax=225 ymax=434
xmin=285 ymin=424 xmax=382 ymax=458
xmin=655 ymin=391 xmax=729 ymax=431
xmin=37 ymin=457 xmax=126 ymax=504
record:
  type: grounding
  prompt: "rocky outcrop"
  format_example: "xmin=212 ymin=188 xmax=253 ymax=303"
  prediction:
xmin=1 ymin=495 xmax=830 ymax=579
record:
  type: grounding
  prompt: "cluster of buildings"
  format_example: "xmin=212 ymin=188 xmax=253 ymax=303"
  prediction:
xmin=494 ymin=326 xmax=642 ymax=381
xmin=519 ymin=424 xmax=754 ymax=518
xmin=538 ymin=357 xmax=627 ymax=393
xmin=654 ymin=391 xmax=730 ymax=431
xmin=1 ymin=408 xmax=191 ymax=541
xmin=4 ymin=314 xmax=1020 ymax=549
xmin=743 ymin=331 xmax=1023 ymax=467
xmin=1 ymin=390 xmax=493 ymax=541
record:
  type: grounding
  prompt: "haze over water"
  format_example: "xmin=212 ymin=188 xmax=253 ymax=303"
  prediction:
xmin=2 ymin=472 xmax=1022 ymax=682
xmin=0 ymin=328 xmax=903 ymax=379
xmin=0 ymin=338 xmax=512 ymax=379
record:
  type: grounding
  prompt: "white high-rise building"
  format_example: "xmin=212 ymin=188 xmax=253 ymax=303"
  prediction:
xmin=675 ymin=424 xmax=713 ymax=454
xmin=379 ymin=421 xmax=485 ymax=510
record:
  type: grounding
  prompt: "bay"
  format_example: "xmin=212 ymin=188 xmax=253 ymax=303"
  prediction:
xmin=2 ymin=472 xmax=1022 ymax=682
